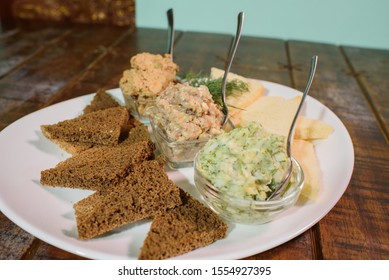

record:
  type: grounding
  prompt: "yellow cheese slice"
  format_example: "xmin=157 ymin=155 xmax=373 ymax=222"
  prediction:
xmin=210 ymin=67 xmax=265 ymax=119
xmin=238 ymin=95 xmax=333 ymax=141
xmin=238 ymin=95 xmax=302 ymax=137
xmin=295 ymin=116 xmax=334 ymax=140
xmin=292 ymin=139 xmax=322 ymax=202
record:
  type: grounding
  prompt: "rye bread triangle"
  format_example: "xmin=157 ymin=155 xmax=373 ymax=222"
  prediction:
xmin=41 ymin=106 xmax=129 ymax=146
xmin=73 ymin=160 xmax=182 ymax=240
xmin=41 ymin=90 xmax=146 ymax=155
xmin=40 ymin=140 xmax=155 ymax=190
xmin=138 ymin=190 xmax=228 ymax=260
xmin=83 ymin=89 xmax=121 ymax=114
xmin=41 ymin=115 xmax=148 ymax=155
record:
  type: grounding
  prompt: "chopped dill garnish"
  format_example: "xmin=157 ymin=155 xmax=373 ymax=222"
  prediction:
xmin=180 ymin=71 xmax=249 ymax=105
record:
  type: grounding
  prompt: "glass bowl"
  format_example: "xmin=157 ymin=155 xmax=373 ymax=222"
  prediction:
xmin=122 ymin=94 xmax=156 ymax=124
xmin=194 ymin=156 xmax=304 ymax=224
xmin=149 ymin=118 xmax=215 ymax=169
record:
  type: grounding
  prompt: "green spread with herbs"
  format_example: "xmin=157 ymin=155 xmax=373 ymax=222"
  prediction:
xmin=197 ymin=122 xmax=289 ymax=201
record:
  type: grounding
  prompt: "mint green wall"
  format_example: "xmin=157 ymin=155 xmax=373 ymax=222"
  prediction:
xmin=136 ymin=0 xmax=389 ymax=50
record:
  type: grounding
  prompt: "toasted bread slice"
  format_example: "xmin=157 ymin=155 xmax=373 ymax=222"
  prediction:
xmin=40 ymin=140 xmax=155 ymax=190
xmin=138 ymin=190 xmax=227 ymax=260
xmin=83 ymin=89 xmax=121 ymax=114
xmin=118 ymin=124 xmax=151 ymax=146
xmin=74 ymin=160 xmax=182 ymax=240
xmin=44 ymin=116 xmax=146 ymax=156
xmin=41 ymin=91 xmax=136 ymax=155
xmin=41 ymin=106 xmax=129 ymax=146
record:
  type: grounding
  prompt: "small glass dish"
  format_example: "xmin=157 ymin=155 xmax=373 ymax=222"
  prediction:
xmin=194 ymin=156 xmax=304 ymax=224
xmin=122 ymin=94 xmax=156 ymax=124
xmin=149 ymin=118 xmax=218 ymax=169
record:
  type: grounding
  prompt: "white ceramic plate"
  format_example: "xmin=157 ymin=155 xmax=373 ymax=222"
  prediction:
xmin=0 ymin=81 xmax=354 ymax=260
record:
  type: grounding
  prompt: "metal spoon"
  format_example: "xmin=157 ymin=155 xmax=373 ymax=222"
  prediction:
xmin=166 ymin=8 xmax=174 ymax=58
xmin=267 ymin=55 xmax=318 ymax=200
xmin=221 ymin=12 xmax=245 ymax=127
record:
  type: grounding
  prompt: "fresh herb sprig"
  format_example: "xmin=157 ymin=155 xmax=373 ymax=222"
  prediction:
xmin=180 ymin=71 xmax=249 ymax=105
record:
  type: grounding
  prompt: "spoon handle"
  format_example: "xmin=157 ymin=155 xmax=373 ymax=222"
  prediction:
xmin=221 ymin=12 xmax=245 ymax=126
xmin=167 ymin=8 xmax=174 ymax=58
xmin=286 ymin=55 xmax=318 ymax=156
xmin=267 ymin=56 xmax=318 ymax=201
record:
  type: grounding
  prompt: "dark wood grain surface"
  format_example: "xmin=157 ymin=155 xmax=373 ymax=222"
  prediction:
xmin=0 ymin=22 xmax=388 ymax=260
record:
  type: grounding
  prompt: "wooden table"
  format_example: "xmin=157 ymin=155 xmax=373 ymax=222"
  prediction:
xmin=1 ymin=22 xmax=388 ymax=260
